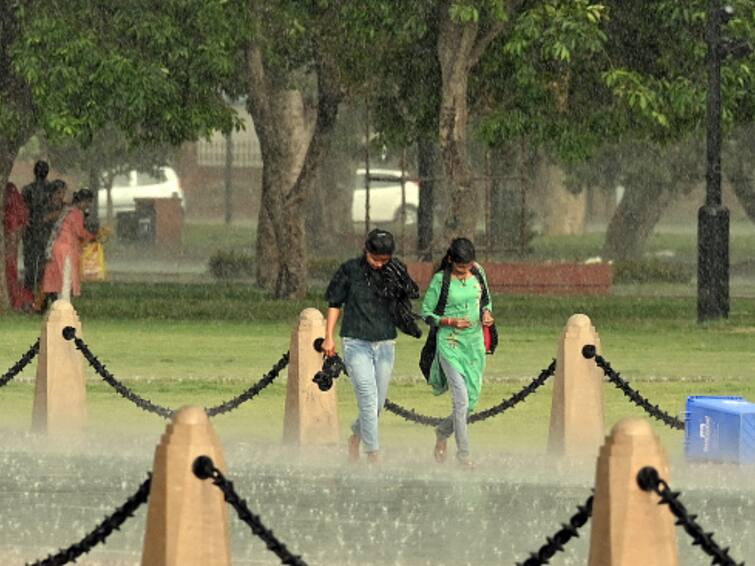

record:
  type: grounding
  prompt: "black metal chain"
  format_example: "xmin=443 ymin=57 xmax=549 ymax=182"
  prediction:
xmin=63 ymin=327 xmax=288 ymax=419
xmin=582 ymin=345 xmax=685 ymax=431
xmin=26 ymin=475 xmax=151 ymax=566
xmin=637 ymin=467 xmax=743 ymax=566
xmin=516 ymin=494 xmax=593 ymax=566
xmin=383 ymin=360 xmax=557 ymax=427
xmin=0 ymin=339 xmax=40 ymax=388
xmin=205 ymin=352 xmax=289 ymax=417
xmin=64 ymin=327 xmax=175 ymax=419
xmin=193 ymin=456 xmax=308 ymax=566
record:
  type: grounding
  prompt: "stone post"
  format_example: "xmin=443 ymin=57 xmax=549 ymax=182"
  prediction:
xmin=32 ymin=299 xmax=87 ymax=434
xmin=588 ymin=418 xmax=679 ymax=565
xmin=547 ymin=313 xmax=605 ymax=457
xmin=141 ymin=406 xmax=231 ymax=566
xmin=283 ymin=308 xmax=339 ymax=445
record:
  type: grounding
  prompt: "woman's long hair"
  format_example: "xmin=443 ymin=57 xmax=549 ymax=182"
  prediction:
xmin=435 ymin=237 xmax=476 ymax=273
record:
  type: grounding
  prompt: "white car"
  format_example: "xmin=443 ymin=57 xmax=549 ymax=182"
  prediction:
xmin=351 ymin=168 xmax=419 ymax=224
xmin=96 ymin=166 xmax=185 ymax=218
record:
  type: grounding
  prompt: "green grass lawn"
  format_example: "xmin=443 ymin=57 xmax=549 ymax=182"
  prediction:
xmin=1 ymin=287 xmax=753 ymax=458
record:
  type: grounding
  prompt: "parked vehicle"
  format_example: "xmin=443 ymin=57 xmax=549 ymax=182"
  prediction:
xmin=96 ymin=167 xmax=184 ymax=219
xmin=351 ymin=168 xmax=419 ymax=224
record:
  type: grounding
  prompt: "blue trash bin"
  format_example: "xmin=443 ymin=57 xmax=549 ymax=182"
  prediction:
xmin=684 ymin=396 xmax=755 ymax=464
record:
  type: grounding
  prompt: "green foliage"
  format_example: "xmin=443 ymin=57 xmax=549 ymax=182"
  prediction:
xmin=208 ymin=250 xmax=256 ymax=279
xmin=613 ymin=259 xmax=694 ymax=284
xmin=474 ymin=1 xmax=609 ymax=161
xmin=74 ymin=281 xmax=328 ymax=321
xmin=9 ymin=0 xmax=241 ymax=146
xmin=208 ymin=251 xmax=343 ymax=282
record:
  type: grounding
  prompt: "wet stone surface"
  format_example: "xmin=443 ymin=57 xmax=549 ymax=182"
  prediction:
xmin=0 ymin=433 xmax=753 ymax=565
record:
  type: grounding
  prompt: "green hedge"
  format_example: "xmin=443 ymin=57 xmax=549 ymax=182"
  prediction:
xmin=613 ymin=259 xmax=694 ymax=284
xmin=208 ymin=251 xmax=344 ymax=281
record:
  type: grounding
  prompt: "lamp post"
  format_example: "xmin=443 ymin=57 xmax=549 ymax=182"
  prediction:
xmin=697 ymin=0 xmax=732 ymax=322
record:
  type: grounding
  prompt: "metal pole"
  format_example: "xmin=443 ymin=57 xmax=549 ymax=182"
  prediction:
xmin=224 ymin=132 xmax=233 ymax=225
xmin=364 ymin=102 xmax=371 ymax=236
xmin=399 ymin=147 xmax=407 ymax=256
xmin=698 ymin=0 xmax=730 ymax=322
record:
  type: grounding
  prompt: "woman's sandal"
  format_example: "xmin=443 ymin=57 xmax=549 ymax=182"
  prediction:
xmin=434 ymin=437 xmax=448 ymax=463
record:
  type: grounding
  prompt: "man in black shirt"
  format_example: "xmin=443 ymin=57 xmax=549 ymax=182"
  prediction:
xmin=21 ymin=160 xmax=51 ymax=293
xmin=323 ymin=229 xmax=419 ymax=463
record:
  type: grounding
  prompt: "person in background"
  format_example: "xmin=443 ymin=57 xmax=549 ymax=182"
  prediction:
xmin=21 ymin=160 xmax=51 ymax=293
xmin=323 ymin=229 xmax=419 ymax=464
xmin=420 ymin=238 xmax=494 ymax=468
xmin=3 ymin=182 xmax=34 ymax=311
xmin=41 ymin=189 xmax=97 ymax=308
xmin=38 ymin=179 xmax=67 ymax=280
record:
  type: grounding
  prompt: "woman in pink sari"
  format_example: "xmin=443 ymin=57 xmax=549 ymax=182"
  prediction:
xmin=42 ymin=189 xmax=96 ymax=303
xmin=3 ymin=182 xmax=34 ymax=311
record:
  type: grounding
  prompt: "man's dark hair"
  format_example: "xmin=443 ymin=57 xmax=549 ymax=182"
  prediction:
xmin=365 ymin=229 xmax=395 ymax=255
xmin=73 ymin=188 xmax=94 ymax=203
xmin=33 ymin=160 xmax=50 ymax=180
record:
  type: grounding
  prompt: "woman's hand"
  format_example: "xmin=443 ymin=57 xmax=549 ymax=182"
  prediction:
xmin=482 ymin=310 xmax=495 ymax=327
xmin=322 ymin=337 xmax=337 ymax=357
xmin=443 ymin=317 xmax=471 ymax=329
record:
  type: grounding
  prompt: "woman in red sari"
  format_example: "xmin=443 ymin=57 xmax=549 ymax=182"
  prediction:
xmin=42 ymin=189 xmax=96 ymax=303
xmin=3 ymin=182 xmax=34 ymax=311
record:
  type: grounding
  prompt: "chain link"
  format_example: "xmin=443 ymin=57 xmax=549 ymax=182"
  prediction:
xmin=26 ymin=475 xmax=151 ymax=566
xmin=0 ymin=339 xmax=40 ymax=388
xmin=193 ymin=456 xmax=307 ymax=566
xmin=383 ymin=360 xmax=557 ymax=427
xmin=205 ymin=352 xmax=289 ymax=417
xmin=637 ymin=466 xmax=743 ymax=565
xmin=66 ymin=329 xmax=175 ymax=418
xmin=516 ymin=494 xmax=593 ymax=566
xmin=582 ymin=345 xmax=685 ymax=430
xmin=64 ymin=327 xmax=288 ymax=419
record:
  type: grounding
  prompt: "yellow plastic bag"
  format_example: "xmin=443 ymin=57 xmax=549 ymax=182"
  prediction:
xmin=81 ymin=241 xmax=107 ymax=282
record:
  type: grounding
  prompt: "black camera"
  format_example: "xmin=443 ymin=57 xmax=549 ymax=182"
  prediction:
xmin=312 ymin=338 xmax=347 ymax=392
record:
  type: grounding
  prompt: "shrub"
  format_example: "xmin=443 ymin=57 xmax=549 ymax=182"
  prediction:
xmin=308 ymin=257 xmax=345 ymax=281
xmin=208 ymin=250 xmax=255 ymax=279
xmin=208 ymin=251 xmax=345 ymax=281
xmin=613 ymin=259 xmax=694 ymax=284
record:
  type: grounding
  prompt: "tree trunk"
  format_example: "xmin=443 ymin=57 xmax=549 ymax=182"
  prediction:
xmin=250 ymin=86 xmax=311 ymax=294
xmin=246 ymin=45 xmax=342 ymax=298
xmin=728 ymin=155 xmax=755 ymax=224
xmin=602 ymin=182 xmax=674 ymax=260
xmin=416 ymin=137 xmax=439 ymax=260
xmin=437 ymin=3 xmax=478 ymax=242
xmin=306 ymin=105 xmax=358 ymax=255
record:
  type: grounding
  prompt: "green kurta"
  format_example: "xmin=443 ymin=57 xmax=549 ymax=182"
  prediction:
xmin=420 ymin=265 xmax=492 ymax=410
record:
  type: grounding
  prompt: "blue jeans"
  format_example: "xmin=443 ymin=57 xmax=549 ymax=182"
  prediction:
xmin=342 ymin=337 xmax=396 ymax=453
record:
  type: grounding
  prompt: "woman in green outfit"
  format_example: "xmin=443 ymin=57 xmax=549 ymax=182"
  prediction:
xmin=420 ymin=238 xmax=494 ymax=467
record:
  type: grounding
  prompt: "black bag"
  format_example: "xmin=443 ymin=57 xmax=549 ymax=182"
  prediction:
xmin=419 ymin=269 xmax=451 ymax=381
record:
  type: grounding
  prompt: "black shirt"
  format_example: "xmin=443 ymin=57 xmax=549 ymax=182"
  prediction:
xmin=325 ymin=257 xmax=397 ymax=342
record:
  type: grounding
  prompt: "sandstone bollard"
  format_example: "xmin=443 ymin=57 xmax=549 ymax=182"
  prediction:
xmin=588 ymin=418 xmax=679 ymax=565
xmin=283 ymin=308 xmax=339 ymax=445
xmin=32 ymin=299 xmax=87 ymax=434
xmin=142 ymin=406 xmax=231 ymax=566
xmin=547 ymin=313 xmax=605 ymax=457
